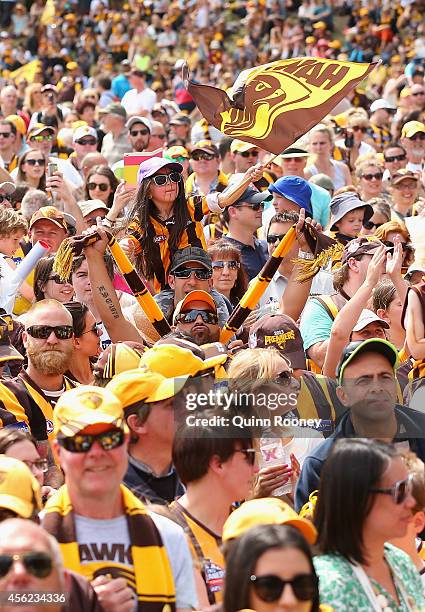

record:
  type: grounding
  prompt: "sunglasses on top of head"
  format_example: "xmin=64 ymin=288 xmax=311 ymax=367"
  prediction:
xmin=151 ymin=172 xmax=181 ymax=186
xmin=250 ymin=573 xmax=318 ymax=602
xmin=57 ymin=429 xmax=125 ymax=453
xmin=175 ymin=309 xmax=218 ymax=325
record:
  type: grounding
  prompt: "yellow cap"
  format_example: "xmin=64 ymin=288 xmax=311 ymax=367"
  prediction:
xmin=222 ymin=497 xmax=317 ymax=544
xmin=359 ymin=7 xmax=369 ymax=16
xmin=6 ymin=114 xmax=26 ymax=136
xmin=305 ymin=36 xmax=315 ymax=44
xmin=140 ymin=342 xmax=227 ymax=377
xmin=66 ymin=61 xmax=78 ymax=70
xmin=230 ymin=139 xmax=258 ymax=154
xmin=164 ymin=146 xmax=189 ymax=160
xmin=400 ymin=87 xmax=411 ymax=99
xmin=401 ymin=120 xmax=425 ymax=139
xmin=106 ymin=368 xmax=188 ymax=410
xmin=313 ymin=21 xmax=326 ymax=29
xmin=54 ymin=386 xmax=125 ymax=437
xmin=0 ymin=455 xmax=42 ymax=518
xmin=328 ymin=39 xmax=342 ymax=49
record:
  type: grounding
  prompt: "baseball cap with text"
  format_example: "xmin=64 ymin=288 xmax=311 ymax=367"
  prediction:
xmin=248 ymin=314 xmax=306 ymax=370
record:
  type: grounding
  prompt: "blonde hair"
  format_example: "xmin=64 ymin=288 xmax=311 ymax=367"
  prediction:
xmin=309 ymin=123 xmax=335 ymax=147
xmin=227 ymin=347 xmax=289 ymax=393
xmin=355 ymin=156 xmax=383 ymax=180
xmin=0 ymin=207 xmax=28 ymax=238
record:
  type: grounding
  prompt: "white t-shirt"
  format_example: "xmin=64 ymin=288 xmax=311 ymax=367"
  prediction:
xmin=74 ymin=511 xmax=197 ymax=609
xmin=121 ymin=88 xmax=157 ymax=115
xmin=0 ymin=254 xmax=16 ymax=312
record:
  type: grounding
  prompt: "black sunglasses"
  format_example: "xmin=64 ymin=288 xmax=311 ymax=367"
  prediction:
xmin=26 ymin=325 xmax=74 ymax=339
xmin=382 ymin=240 xmax=411 ymax=252
xmin=58 ymin=429 xmax=125 ymax=453
xmin=25 ymin=158 xmax=46 ymax=166
xmin=175 ymin=309 xmax=218 ymax=325
xmin=352 ymin=126 xmax=368 ymax=133
xmin=384 ymin=154 xmax=406 ymax=163
xmin=130 ymin=128 xmax=149 ymax=137
xmin=363 ymin=220 xmax=383 ymax=230
xmin=151 ymin=172 xmax=181 ymax=186
xmin=0 ymin=195 xmax=10 ymax=204
xmin=47 ymin=274 xmax=70 ymax=284
xmin=191 ymin=151 xmax=216 ymax=161
xmin=235 ymin=448 xmax=256 ymax=465
xmin=267 ymin=233 xmax=286 ymax=244
xmin=369 ymin=475 xmax=413 ymax=504
xmin=77 ymin=138 xmax=97 ymax=146
xmin=0 ymin=132 xmax=12 ymax=138
xmin=87 ymin=182 xmax=109 ymax=191
xmin=0 ymin=552 xmax=52 ymax=579
xmin=234 ymin=202 xmax=265 ymax=211
xmin=410 ymin=133 xmax=425 ymax=140
xmin=173 ymin=268 xmax=212 ymax=280
xmin=361 ymin=172 xmax=383 ymax=181
xmin=240 ymin=150 xmax=259 ymax=158
xmin=250 ymin=574 xmax=318 ymax=602
xmin=272 ymin=370 xmax=293 ymax=386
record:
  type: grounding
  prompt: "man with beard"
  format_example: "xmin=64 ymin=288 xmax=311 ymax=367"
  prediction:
xmin=173 ymin=290 xmax=220 ymax=345
xmin=0 ymin=300 xmax=77 ymax=483
xmin=126 ymin=116 xmax=151 ymax=152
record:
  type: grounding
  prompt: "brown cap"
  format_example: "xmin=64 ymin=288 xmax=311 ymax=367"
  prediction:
xmin=0 ymin=312 xmax=24 ymax=363
xmin=341 ymin=236 xmax=384 ymax=265
xmin=391 ymin=168 xmax=419 ymax=185
xmin=29 ymin=206 xmax=68 ymax=232
xmin=248 ymin=314 xmax=306 ymax=370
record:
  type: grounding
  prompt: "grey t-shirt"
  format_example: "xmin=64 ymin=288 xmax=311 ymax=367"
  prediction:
xmin=75 ymin=511 xmax=197 ymax=609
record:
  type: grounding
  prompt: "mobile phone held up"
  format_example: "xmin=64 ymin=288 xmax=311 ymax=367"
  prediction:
xmin=47 ymin=162 xmax=58 ymax=206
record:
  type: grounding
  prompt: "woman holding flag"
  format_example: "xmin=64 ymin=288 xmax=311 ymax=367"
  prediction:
xmin=118 ymin=156 xmax=264 ymax=293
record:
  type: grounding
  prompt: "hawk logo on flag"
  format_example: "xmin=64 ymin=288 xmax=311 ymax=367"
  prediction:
xmin=185 ymin=57 xmax=378 ymax=154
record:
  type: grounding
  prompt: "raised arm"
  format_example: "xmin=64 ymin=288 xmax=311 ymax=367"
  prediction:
xmin=406 ymin=289 xmax=425 ymax=360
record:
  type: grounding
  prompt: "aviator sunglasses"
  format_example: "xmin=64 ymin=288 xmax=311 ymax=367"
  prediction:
xmin=175 ymin=309 xmax=219 ymax=325
xmin=0 ymin=552 xmax=53 ymax=579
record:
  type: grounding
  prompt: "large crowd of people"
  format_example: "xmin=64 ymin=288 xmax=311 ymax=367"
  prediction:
xmin=0 ymin=0 xmax=425 ymax=610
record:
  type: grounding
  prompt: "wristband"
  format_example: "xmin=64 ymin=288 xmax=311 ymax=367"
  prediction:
xmin=102 ymin=217 xmax=114 ymax=227
xmin=298 ymin=250 xmax=314 ymax=260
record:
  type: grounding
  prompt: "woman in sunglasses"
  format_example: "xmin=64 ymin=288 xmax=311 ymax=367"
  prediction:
xmin=34 ymin=256 xmax=75 ymax=303
xmin=360 ymin=198 xmax=391 ymax=236
xmin=335 ymin=111 xmax=376 ymax=170
xmin=355 ymin=158 xmax=385 ymax=202
xmin=208 ymin=239 xmax=248 ymax=309
xmin=314 ymin=438 xmax=424 ymax=611
xmin=223 ymin=523 xmax=320 ymax=612
xmin=375 ymin=221 xmax=415 ymax=275
xmin=64 ymin=301 xmax=101 ymax=384
xmin=16 ymin=149 xmax=47 ymax=190
xmin=84 ymin=164 xmax=118 ymax=208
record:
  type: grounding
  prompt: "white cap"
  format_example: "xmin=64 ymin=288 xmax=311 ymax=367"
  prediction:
xmin=370 ymin=99 xmax=397 ymax=113
xmin=352 ymin=309 xmax=389 ymax=333
xmin=404 ymin=263 xmax=425 ymax=281
xmin=72 ymin=125 xmax=98 ymax=143
xmin=78 ymin=199 xmax=108 ymax=218
xmin=126 ymin=116 xmax=152 ymax=132
xmin=0 ymin=182 xmax=15 ymax=195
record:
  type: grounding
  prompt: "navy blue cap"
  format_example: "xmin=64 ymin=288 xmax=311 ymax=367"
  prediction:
xmin=232 ymin=188 xmax=272 ymax=207
xmin=269 ymin=176 xmax=313 ymax=215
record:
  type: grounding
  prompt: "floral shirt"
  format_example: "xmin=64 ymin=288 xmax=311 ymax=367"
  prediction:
xmin=314 ymin=544 xmax=425 ymax=611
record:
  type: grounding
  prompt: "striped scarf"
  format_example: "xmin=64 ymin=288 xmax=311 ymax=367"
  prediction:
xmin=42 ymin=484 xmax=176 ymax=612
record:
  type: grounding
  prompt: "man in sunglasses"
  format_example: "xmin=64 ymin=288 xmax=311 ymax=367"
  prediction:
xmin=126 ymin=116 xmax=151 ymax=152
xmin=401 ymin=120 xmax=425 ymax=174
xmin=0 ymin=119 xmax=18 ymax=173
xmin=186 ymin=141 xmax=228 ymax=197
xmin=383 ymin=142 xmax=408 ymax=182
xmin=156 ymin=246 xmax=231 ymax=328
xmin=43 ymin=386 xmax=197 ymax=612
xmin=173 ymin=290 xmax=220 ymax=345
xmin=222 ymin=184 xmax=270 ymax=280
xmin=295 ymin=338 xmax=425 ymax=511
xmin=70 ymin=125 xmax=98 ymax=178
xmin=0 ymin=300 xmax=77 ymax=483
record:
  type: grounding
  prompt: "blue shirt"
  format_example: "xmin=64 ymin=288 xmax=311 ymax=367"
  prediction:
xmin=225 ymin=237 xmax=268 ymax=280
xmin=111 ymin=74 xmax=131 ymax=100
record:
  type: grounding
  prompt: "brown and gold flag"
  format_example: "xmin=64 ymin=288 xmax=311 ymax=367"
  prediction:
xmin=185 ymin=57 xmax=377 ymax=154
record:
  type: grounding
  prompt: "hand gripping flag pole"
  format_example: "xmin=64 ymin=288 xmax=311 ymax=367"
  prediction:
xmin=53 ymin=230 xmax=171 ymax=337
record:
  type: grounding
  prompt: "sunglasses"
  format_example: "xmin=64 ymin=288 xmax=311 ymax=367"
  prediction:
xmin=267 ymin=233 xmax=286 ymax=244
xmin=361 ymin=172 xmax=383 ymax=181
xmin=25 ymin=158 xmax=45 ymax=166
xmin=272 ymin=370 xmax=293 ymax=386
xmin=235 ymin=202 xmax=265 ymax=211
xmin=369 ymin=475 xmax=413 ymax=504
xmin=382 ymin=240 xmax=411 ymax=252
xmin=235 ymin=448 xmax=256 ymax=465
xmin=362 ymin=220 xmax=383 ymax=230
xmin=412 ymin=91 xmax=425 ymax=97
xmin=57 ymin=429 xmax=125 ymax=453
xmin=191 ymin=151 xmax=216 ymax=161
xmin=130 ymin=128 xmax=149 ymax=137
xmin=212 ymin=260 xmax=240 ymax=270
xmin=175 ymin=309 xmax=218 ymax=325
xmin=80 ymin=323 xmax=101 ymax=336
xmin=151 ymin=172 xmax=181 ymax=186
xmin=26 ymin=325 xmax=74 ymax=340
xmin=250 ymin=574 xmax=318 ymax=602
xmin=0 ymin=552 xmax=53 ymax=579
xmin=47 ymin=274 xmax=70 ymax=284
xmin=87 ymin=182 xmax=110 ymax=191
xmin=30 ymin=135 xmax=53 ymax=142
xmin=0 ymin=195 xmax=10 ymax=204
xmin=169 ymin=156 xmax=189 ymax=163
xmin=0 ymin=132 xmax=12 ymax=138
xmin=154 ymin=133 xmax=166 ymax=140
xmin=77 ymin=138 xmax=97 ymax=146
xmin=24 ymin=458 xmax=48 ymax=473
xmin=352 ymin=126 xmax=368 ymax=133
xmin=240 ymin=150 xmax=259 ymax=158
xmin=410 ymin=133 xmax=425 ymax=141
xmin=384 ymin=154 xmax=406 ymax=163
xmin=173 ymin=268 xmax=212 ymax=280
